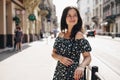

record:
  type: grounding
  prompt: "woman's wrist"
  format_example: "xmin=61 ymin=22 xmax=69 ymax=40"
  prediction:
xmin=58 ymin=55 xmax=63 ymax=62
xmin=78 ymin=65 xmax=85 ymax=71
xmin=77 ymin=66 xmax=85 ymax=72
xmin=79 ymin=65 xmax=85 ymax=68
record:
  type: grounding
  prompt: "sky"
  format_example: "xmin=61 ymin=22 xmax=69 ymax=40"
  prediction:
xmin=53 ymin=0 xmax=77 ymax=23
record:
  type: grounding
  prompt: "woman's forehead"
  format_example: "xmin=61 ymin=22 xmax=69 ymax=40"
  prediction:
xmin=67 ymin=9 xmax=77 ymax=14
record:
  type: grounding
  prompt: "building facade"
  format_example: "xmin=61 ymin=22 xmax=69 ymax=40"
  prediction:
xmin=102 ymin=0 xmax=120 ymax=37
xmin=77 ymin=0 xmax=120 ymax=37
xmin=77 ymin=0 xmax=94 ymax=32
xmin=0 ymin=0 xmax=57 ymax=49
xmin=92 ymin=0 xmax=103 ymax=34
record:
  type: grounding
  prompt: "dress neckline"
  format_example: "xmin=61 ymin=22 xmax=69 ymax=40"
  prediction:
xmin=58 ymin=36 xmax=71 ymax=40
xmin=58 ymin=36 xmax=85 ymax=41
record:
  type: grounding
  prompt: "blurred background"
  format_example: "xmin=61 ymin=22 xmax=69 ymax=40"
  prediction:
xmin=0 ymin=0 xmax=120 ymax=48
xmin=0 ymin=0 xmax=120 ymax=80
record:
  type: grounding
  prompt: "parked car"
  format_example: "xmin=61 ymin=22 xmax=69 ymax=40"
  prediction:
xmin=86 ymin=30 xmax=95 ymax=37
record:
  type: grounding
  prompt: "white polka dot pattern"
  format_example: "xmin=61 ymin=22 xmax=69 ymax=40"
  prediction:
xmin=53 ymin=37 xmax=92 ymax=80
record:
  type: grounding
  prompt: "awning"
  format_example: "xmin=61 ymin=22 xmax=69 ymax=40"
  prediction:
xmin=115 ymin=0 xmax=120 ymax=3
xmin=91 ymin=16 xmax=98 ymax=23
xmin=104 ymin=15 xmax=116 ymax=23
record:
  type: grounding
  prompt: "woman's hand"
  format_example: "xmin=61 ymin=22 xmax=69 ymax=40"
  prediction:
xmin=59 ymin=56 xmax=74 ymax=67
xmin=74 ymin=67 xmax=84 ymax=80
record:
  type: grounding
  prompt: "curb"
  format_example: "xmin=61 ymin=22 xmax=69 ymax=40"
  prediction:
xmin=0 ymin=43 xmax=29 ymax=53
xmin=96 ymin=35 xmax=120 ymax=41
xmin=0 ymin=48 xmax=12 ymax=53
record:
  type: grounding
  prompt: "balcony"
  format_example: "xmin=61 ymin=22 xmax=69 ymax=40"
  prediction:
xmin=39 ymin=0 xmax=49 ymax=17
xmin=91 ymin=16 xmax=98 ymax=23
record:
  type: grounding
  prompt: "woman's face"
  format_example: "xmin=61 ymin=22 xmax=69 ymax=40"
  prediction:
xmin=66 ymin=9 xmax=78 ymax=27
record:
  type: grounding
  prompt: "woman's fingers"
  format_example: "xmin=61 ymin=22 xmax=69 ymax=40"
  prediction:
xmin=68 ymin=58 xmax=74 ymax=63
xmin=65 ymin=58 xmax=74 ymax=66
xmin=74 ymin=67 xmax=84 ymax=80
xmin=60 ymin=57 xmax=74 ymax=66
xmin=74 ymin=70 xmax=80 ymax=80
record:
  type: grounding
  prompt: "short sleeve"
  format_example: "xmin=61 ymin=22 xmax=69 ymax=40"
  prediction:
xmin=76 ymin=38 xmax=92 ymax=53
xmin=53 ymin=32 xmax=64 ymax=49
xmin=53 ymin=37 xmax=59 ymax=49
xmin=53 ymin=37 xmax=63 ymax=50
xmin=53 ymin=37 xmax=63 ymax=55
xmin=81 ymin=39 xmax=92 ymax=53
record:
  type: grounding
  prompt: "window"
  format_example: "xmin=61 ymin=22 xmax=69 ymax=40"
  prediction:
xmin=116 ymin=3 xmax=120 ymax=14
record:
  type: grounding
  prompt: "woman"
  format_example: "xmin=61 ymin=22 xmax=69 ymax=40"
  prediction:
xmin=52 ymin=6 xmax=92 ymax=80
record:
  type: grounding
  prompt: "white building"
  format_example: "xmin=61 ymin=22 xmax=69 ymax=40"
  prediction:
xmin=77 ymin=0 xmax=94 ymax=31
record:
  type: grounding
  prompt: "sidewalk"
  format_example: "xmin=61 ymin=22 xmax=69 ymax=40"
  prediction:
xmin=0 ymin=48 xmax=12 ymax=53
xmin=0 ymin=43 xmax=30 ymax=54
xmin=0 ymin=38 xmax=56 ymax=80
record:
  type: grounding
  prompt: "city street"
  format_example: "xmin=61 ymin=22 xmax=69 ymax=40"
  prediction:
xmin=1 ymin=0 xmax=120 ymax=80
xmin=0 ymin=36 xmax=120 ymax=80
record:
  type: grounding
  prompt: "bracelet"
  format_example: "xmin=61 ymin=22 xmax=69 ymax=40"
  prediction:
xmin=79 ymin=65 xmax=85 ymax=69
xmin=78 ymin=66 xmax=85 ymax=71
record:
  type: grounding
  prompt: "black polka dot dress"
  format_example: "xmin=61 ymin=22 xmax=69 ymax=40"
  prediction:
xmin=53 ymin=37 xmax=92 ymax=80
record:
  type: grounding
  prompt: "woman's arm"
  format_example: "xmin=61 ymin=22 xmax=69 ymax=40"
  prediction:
xmin=74 ymin=32 xmax=92 ymax=80
xmin=75 ymin=31 xmax=91 ymax=67
xmin=74 ymin=52 xmax=91 ymax=80
xmin=51 ymin=49 xmax=63 ymax=61
xmin=51 ymin=49 xmax=74 ymax=67
xmin=79 ymin=52 xmax=91 ymax=68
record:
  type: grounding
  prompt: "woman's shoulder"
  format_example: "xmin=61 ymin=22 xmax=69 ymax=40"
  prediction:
xmin=75 ymin=31 xmax=84 ymax=40
xmin=58 ymin=32 xmax=64 ymax=38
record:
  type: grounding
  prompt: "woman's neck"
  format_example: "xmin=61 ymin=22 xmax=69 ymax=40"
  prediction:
xmin=67 ymin=28 xmax=72 ymax=33
xmin=67 ymin=25 xmax=73 ymax=32
xmin=67 ymin=30 xmax=71 ymax=34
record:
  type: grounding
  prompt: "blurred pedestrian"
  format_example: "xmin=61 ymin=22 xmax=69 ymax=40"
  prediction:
xmin=51 ymin=6 xmax=92 ymax=80
xmin=13 ymin=28 xmax=17 ymax=50
xmin=40 ymin=29 xmax=43 ymax=39
xmin=53 ymin=29 xmax=57 ymax=38
xmin=15 ymin=26 xmax=23 ymax=51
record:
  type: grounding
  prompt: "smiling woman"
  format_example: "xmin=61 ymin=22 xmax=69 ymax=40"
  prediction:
xmin=51 ymin=6 xmax=92 ymax=80
xmin=53 ymin=0 xmax=77 ymax=23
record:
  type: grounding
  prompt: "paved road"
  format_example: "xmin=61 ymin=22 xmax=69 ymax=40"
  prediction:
xmin=0 ymin=38 xmax=56 ymax=80
xmin=87 ymin=35 xmax=120 ymax=80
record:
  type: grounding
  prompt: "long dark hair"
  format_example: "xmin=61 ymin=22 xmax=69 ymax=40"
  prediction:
xmin=60 ymin=6 xmax=83 ymax=39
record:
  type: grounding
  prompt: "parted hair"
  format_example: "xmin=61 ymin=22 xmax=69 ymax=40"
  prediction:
xmin=60 ymin=6 xmax=83 ymax=39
